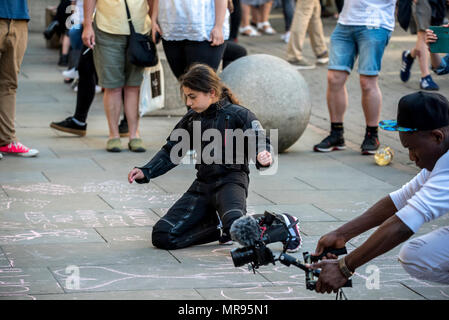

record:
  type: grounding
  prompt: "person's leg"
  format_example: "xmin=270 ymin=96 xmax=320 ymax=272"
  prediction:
xmin=327 ymin=70 xmax=349 ymax=124
xmin=162 ymin=39 xmax=188 ymax=79
xmin=356 ymin=26 xmax=391 ymax=154
xmin=73 ymin=47 xmax=96 ymax=123
xmin=50 ymin=46 xmax=96 ymax=136
xmin=152 ymin=182 xmax=220 ymax=250
xmin=411 ymin=31 xmax=431 ymax=78
xmin=214 ymin=182 xmax=247 ymax=236
xmin=123 ymin=85 xmax=140 ymax=141
xmin=184 ymin=41 xmax=226 ymax=72
xmin=287 ymin=0 xmax=315 ymax=64
xmin=222 ymin=41 xmax=247 ymax=69
xmin=229 ymin=0 xmax=242 ymax=41
xmin=399 ymin=226 xmax=449 ymax=284
xmin=258 ymin=1 xmax=276 ymax=34
xmin=103 ymin=87 xmax=123 ymax=140
xmin=359 ymin=75 xmax=381 ymax=127
xmin=308 ymin=0 xmax=328 ymax=60
xmin=281 ymin=0 xmax=295 ymax=32
xmin=313 ymin=24 xmax=354 ymax=152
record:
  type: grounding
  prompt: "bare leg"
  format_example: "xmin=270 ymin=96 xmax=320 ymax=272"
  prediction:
xmin=327 ymin=70 xmax=349 ymax=123
xmin=410 ymin=31 xmax=431 ymax=78
xmin=103 ymin=87 xmax=123 ymax=139
xmin=360 ymin=75 xmax=382 ymax=127
xmin=123 ymin=86 xmax=140 ymax=140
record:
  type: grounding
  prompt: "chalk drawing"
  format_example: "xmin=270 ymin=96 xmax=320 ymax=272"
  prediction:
xmin=3 ymin=183 xmax=76 ymax=196
xmin=0 ymin=268 xmax=36 ymax=300
xmin=0 ymin=229 xmax=89 ymax=244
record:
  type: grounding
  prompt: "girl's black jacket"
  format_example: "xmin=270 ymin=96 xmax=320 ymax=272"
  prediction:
xmin=135 ymin=98 xmax=273 ymax=184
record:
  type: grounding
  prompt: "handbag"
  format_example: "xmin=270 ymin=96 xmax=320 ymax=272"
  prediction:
xmin=124 ymin=0 xmax=158 ymax=67
xmin=139 ymin=60 xmax=165 ymax=117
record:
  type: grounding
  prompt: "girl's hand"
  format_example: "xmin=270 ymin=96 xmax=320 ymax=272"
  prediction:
xmin=257 ymin=150 xmax=273 ymax=167
xmin=151 ymin=21 xmax=162 ymax=44
xmin=210 ymin=25 xmax=224 ymax=46
xmin=128 ymin=168 xmax=144 ymax=184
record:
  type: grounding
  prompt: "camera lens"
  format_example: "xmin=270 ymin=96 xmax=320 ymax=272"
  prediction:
xmin=230 ymin=247 xmax=256 ymax=267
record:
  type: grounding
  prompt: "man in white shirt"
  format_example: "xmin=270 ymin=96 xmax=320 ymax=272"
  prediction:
xmin=309 ymin=91 xmax=449 ymax=293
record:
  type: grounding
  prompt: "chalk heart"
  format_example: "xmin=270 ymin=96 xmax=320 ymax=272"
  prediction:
xmin=220 ymin=54 xmax=312 ymax=153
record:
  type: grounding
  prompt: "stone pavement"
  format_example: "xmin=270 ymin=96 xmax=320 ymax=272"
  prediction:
xmin=1 ymin=12 xmax=449 ymax=300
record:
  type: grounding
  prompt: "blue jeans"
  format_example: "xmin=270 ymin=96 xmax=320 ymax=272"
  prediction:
xmin=328 ymin=24 xmax=391 ymax=76
xmin=69 ymin=24 xmax=83 ymax=50
xmin=281 ymin=0 xmax=295 ymax=32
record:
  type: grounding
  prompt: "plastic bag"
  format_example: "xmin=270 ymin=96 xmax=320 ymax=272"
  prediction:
xmin=139 ymin=61 xmax=165 ymax=117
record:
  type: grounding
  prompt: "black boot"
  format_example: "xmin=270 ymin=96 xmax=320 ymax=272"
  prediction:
xmin=43 ymin=20 xmax=60 ymax=40
xmin=58 ymin=54 xmax=69 ymax=67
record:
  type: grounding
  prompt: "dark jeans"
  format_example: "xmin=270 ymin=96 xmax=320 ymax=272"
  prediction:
xmin=223 ymin=41 xmax=247 ymax=69
xmin=152 ymin=175 xmax=248 ymax=250
xmin=162 ymin=39 xmax=226 ymax=79
xmin=73 ymin=46 xmax=97 ymax=123
xmin=281 ymin=0 xmax=295 ymax=32
xmin=229 ymin=0 xmax=242 ymax=41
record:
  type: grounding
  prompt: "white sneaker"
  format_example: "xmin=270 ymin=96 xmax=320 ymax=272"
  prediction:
xmin=62 ymin=68 xmax=79 ymax=79
xmin=0 ymin=153 xmax=3 ymax=160
xmin=281 ymin=31 xmax=290 ymax=43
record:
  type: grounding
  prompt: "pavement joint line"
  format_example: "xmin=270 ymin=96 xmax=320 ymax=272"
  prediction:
xmin=399 ymin=282 xmax=430 ymax=300
xmin=252 ymin=191 xmax=277 ymax=205
xmin=293 ymin=177 xmax=319 ymax=190
xmin=310 ymin=203 xmax=341 ymax=222
xmin=90 ymin=157 xmax=106 ymax=171
xmin=94 ymin=227 xmax=109 ymax=244
xmin=167 ymin=251 xmax=182 ymax=264
xmin=48 ymin=147 xmax=60 ymax=158
xmin=96 ymin=194 xmax=114 ymax=209
xmin=41 ymin=171 xmax=51 ymax=182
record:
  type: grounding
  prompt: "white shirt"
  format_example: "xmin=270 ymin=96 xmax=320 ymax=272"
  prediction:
xmin=338 ymin=0 xmax=397 ymax=31
xmin=390 ymin=150 xmax=449 ymax=233
xmin=158 ymin=0 xmax=230 ymax=41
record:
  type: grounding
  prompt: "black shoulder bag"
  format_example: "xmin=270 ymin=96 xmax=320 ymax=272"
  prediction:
xmin=124 ymin=0 xmax=158 ymax=67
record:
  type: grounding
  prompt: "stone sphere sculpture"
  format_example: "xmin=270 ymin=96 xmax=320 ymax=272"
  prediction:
xmin=220 ymin=54 xmax=311 ymax=153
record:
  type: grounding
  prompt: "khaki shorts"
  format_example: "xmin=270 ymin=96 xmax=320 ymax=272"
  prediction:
xmin=92 ymin=23 xmax=144 ymax=88
xmin=409 ymin=0 xmax=431 ymax=34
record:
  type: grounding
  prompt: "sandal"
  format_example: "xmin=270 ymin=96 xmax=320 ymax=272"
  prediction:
xmin=257 ymin=21 xmax=276 ymax=35
xmin=239 ymin=25 xmax=260 ymax=37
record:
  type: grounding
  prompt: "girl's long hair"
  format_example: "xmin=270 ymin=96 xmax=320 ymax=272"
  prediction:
xmin=179 ymin=63 xmax=240 ymax=105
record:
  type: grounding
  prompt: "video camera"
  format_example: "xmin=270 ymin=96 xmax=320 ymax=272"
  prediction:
xmin=229 ymin=211 xmax=352 ymax=292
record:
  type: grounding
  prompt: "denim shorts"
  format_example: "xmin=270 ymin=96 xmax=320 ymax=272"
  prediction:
xmin=328 ymin=24 xmax=391 ymax=76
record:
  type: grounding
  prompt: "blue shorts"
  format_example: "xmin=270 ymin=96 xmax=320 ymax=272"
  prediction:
xmin=328 ymin=24 xmax=391 ymax=76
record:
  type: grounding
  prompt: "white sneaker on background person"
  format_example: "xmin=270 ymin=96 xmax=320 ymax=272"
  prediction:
xmin=62 ymin=67 xmax=79 ymax=79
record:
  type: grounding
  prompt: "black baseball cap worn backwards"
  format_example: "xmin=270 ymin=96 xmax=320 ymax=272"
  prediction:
xmin=379 ymin=91 xmax=449 ymax=132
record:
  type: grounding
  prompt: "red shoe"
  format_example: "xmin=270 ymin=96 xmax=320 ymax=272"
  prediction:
xmin=0 ymin=142 xmax=39 ymax=157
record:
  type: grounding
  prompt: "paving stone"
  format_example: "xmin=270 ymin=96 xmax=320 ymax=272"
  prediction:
xmin=0 ymin=228 xmax=105 ymax=246
xmin=29 ymin=289 xmax=203 ymax=300
xmin=49 ymin=263 xmax=269 ymax=293
xmin=0 ymin=267 xmax=64 ymax=299
xmin=2 ymin=242 xmax=175 ymax=268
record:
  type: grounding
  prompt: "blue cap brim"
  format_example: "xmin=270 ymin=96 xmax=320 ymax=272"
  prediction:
xmin=379 ymin=120 xmax=417 ymax=132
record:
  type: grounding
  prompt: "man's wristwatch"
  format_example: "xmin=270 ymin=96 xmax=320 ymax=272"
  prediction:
xmin=338 ymin=257 xmax=353 ymax=278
